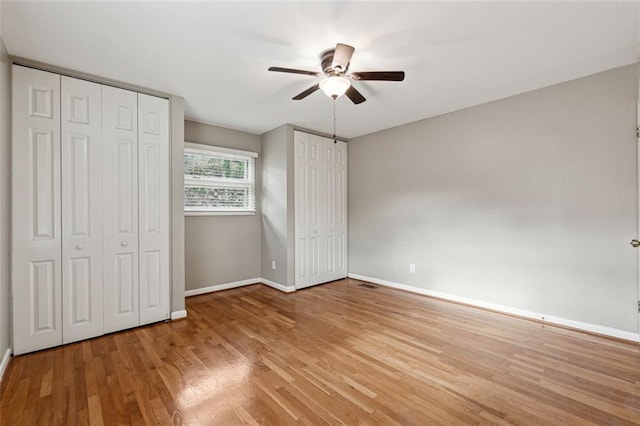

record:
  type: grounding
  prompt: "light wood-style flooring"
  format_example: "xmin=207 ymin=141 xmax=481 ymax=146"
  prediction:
xmin=1 ymin=278 xmax=639 ymax=425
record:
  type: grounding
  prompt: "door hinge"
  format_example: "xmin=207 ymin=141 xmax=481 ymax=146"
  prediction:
xmin=637 ymin=126 xmax=639 ymax=138
xmin=638 ymin=300 xmax=640 ymax=313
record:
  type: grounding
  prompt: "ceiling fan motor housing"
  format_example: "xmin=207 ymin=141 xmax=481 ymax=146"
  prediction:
xmin=321 ymin=49 xmax=344 ymax=75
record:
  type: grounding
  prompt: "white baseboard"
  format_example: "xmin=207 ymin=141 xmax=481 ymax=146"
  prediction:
xmin=170 ymin=310 xmax=187 ymax=320
xmin=0 ymin=348 xmax=11 ymax=385
xmin=348 ymin=273 xmax=639 ymax=343
xmin=185 ymin=278 xmax=261 ymax=297
xmin=260 ymin=278 xmax=296 ymax=293
xmin=184 ymin=277 xmax=296 ymax=298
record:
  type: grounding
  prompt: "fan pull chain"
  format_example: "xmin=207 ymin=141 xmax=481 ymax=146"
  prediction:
xmin=332 ymin=98 xmax=337 ymax=144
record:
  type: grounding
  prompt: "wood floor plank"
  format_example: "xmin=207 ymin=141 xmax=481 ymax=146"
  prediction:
xmin=2 ymin=278 xmax=640 ymax=425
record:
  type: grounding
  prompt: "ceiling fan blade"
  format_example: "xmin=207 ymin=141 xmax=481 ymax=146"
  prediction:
xmin=345 ymin=86 xmax=366 ymax=104
xmin=351 ymin=71 xmax=405 ymax=81
xmin=293 ymin=84 xmax=320 ymax=100
xmin=332 ymin=43 xmax=355 ymax=72
xmin=268 ymin=66 xmax=321 ymax=77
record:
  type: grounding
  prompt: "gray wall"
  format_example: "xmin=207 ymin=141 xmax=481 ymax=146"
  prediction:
xmin=285 ymin=126 xmax=296 ymax=287
xmin=349 ymin=64 xmax=638 ymax=333
xmin=0 ymin=27 xmax=10 ymax=357
xmin=260 ymin=124 xmax=291 ymax=285
xmin=184 ymin=120 xmax=261 ymax=290
xmin=171 ymin=97 xmax=185 ymax=312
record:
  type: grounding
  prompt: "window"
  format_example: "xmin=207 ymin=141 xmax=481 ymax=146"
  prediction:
xmin=184 ymin=142 xmax=257 ymax=215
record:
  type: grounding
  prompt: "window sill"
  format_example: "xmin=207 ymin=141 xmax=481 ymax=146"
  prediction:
xmin=185 ymin=211 xmax=256 ymax=217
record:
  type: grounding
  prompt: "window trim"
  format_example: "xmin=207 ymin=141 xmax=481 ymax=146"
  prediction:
xmin=184 ymin=142 xmax=258 ymax=159
xmin=184 ymin=142 xmax=257 ymax=216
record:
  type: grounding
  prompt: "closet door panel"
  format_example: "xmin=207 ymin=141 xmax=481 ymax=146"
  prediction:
xmin=337 ymin=142 xmax=347 ymax=277
xmin=294 ymin=132 xmax=310 ymax=287
xmin=324 ymin=141 xmax=337 ymax=277
xmin=102 ymin=86 xmax=139 ymax=333
xmin=294 ymin=131 xmax=325 ymax=289
xmin=61 ymin=77 xmax=104 ymax=343
xmin=326 ymin=139 xmax=348 ymax=281
xmin=12 ymin=66 xmax=62 ymax=355
xmin=138 ymin=94 xmax=170 ymax=325
xmin=308 ymin=135 xmax=324 ymax=286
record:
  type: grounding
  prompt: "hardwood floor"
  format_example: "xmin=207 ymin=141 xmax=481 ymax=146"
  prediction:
xmin=1 ymin=278 xmax=639 ymax=425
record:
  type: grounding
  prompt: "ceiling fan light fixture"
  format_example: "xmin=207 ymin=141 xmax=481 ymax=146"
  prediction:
xmin=269 ymin=42 xmax=404 ymax=104
xmin=319 ymin=76 xmax=351 ymax=99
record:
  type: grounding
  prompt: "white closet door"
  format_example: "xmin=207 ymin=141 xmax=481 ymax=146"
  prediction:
xmin=294 ymin=132 xmax=333 ymax=288
xmin=61 ymin=77 xmax=103 ymax=343
xmin=335 ymin=141 xmax=348 ymax=279
xmin=12 ymin=66 xmax=62 ymax=355
xmin=307 ymin=134 xmax=324 ymax=287
xmin=102 ymin=86 xmax=139 ymax=333
xmin=323 ymin=139 xmax=348 ymax=282
xmin=138 ymin=94 xmax=170 ymax=325
xmin=295 ymin=131 xmax=311 ymax=288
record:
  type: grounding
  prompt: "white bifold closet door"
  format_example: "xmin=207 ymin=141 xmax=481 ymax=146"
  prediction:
xmin=102 ymin=86 xmax=140 ymax=333
xmin=102 ymin=88 xmax=170 ymax=332
xmin=294 ymin=131 xmax=347 ymax=289
xmin=61 ymin=76 xmax=104 ymax=344
xmin=12 ymin=67 xmax=63 ymax=354
xmin=13 ymin=65 xmax=171 ymax=354
xmin=138 ymin=94 xmax=170 ymax=325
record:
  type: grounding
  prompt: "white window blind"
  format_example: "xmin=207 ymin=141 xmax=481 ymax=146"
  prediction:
xmin=184 ymin=143 xmax=257 ymax=215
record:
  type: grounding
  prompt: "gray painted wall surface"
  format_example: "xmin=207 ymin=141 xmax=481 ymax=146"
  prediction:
xmin=260 ymin=125 xmax=289 ymax=285
xmin=285 ymin=126 xmax=295 ymax=287
xmin=171 ymin=97 xmax=185 ymax=312
xmin=0 ymin=31 xmax=10 ymax=356
xmin=349 ymin=64 xmax=638 ymax=333
xmin=184 ymin=120 xmax=261 ymax=290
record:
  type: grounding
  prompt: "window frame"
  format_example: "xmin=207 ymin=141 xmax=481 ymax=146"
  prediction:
xmin=183 ymin=142 xmax=258 ymax=216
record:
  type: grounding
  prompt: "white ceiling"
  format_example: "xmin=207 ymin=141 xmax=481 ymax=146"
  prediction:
xmin=1 ymin=1 xmax=638 ymax=138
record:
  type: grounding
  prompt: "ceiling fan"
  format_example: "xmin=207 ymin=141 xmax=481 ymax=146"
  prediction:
xmin=268 ymin=43 xmax=405 ymax=105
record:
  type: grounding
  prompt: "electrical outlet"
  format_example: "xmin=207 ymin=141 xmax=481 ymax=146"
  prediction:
xmin=409 ymin=263 xmax=416 ymax=273
xmin=272 ymin=261 xmax=276 ymax=270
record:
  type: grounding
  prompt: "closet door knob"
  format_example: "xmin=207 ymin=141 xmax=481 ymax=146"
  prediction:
xmin=76 ymin=244 xmax=84 ymax=250
xmin=121 ymin=241 xmax=128 ymax=247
